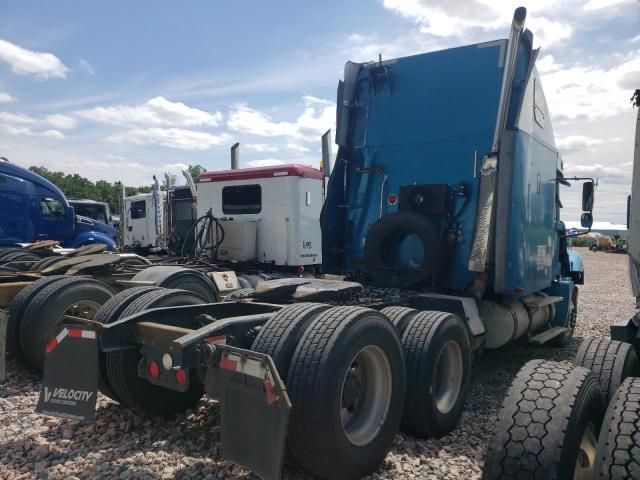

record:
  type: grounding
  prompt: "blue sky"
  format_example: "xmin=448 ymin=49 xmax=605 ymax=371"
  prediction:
xmin=0 ymin=0 xmax=638 ymax=222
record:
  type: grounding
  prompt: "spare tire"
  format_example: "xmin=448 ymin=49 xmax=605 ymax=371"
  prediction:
xmin=130 ymin=266 xmax=219 ymax=303
xmin=364 ymin=212 xmax=440 ymax=288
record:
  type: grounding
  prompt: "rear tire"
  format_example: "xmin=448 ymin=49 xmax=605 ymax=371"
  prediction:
xmin=401 ymin=310 xmax=471 ymax=438
xmin=93 ymin=286 xmax=162 ymax=402
xmin=7 ymin=275 xmax=68 ymax=361
xmin=251 ymin=303 xmax=330 ymax=377
xmin=105 ymin=288 xmax=205 ymax=415
xmin=19 ymin=277 xmax=114 ymax=371
xmin=574 ymin=337 xmax=640 ymax=402
xmin=483 ymin=360 xmax=605 ymax=480
xmin=593 ymin=377 xmax=640 ymax=479
xmin=380 ymin=306 xmax=419 ymax=335
xmin=286 ymin=306 xmax=405 ymax=479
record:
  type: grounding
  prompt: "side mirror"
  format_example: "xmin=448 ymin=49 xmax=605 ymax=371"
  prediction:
xmin=581 ymin=212 xmax=593 ymax=229
xmin=582 ymin=181 xmax=594 ymax=212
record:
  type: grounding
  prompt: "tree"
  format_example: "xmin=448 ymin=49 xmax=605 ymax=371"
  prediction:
xmin=187 ymin=164 xmax=206 ymax=182
xmin=28 ymin=166 xmax=153 ymax=211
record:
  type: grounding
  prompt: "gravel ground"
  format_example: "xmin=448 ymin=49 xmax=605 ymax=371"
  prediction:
xmin=0 ymin=248 xmax=635 ymax=480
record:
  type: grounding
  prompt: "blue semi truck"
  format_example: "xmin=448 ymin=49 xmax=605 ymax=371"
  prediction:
xmin=35 ymin=7 xmax=592 ymax=480
xmin=0 ymin=159 xmax=117 ymax=249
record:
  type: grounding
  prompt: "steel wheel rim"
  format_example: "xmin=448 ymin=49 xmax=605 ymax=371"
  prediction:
xmin=574 ymin=422 xmax=597 ymax=480
xmin=340 ymin=345 xmax=393 ymax=446
xmin=434 ymin=340 xmax=464 ymax=414
xmin=59 ymin=299 xmax=101 ymax=323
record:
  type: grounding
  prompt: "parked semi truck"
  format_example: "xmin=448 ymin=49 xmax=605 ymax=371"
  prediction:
xmin=0 ymin=159 xmax=117 ymax=249
xmin=35 ymin=8 xmax=591 ymax=480
xmin=484 ymin=91 xmax=640 ymax=480
xmin=67 ymin=198 xmax=114 ymax=226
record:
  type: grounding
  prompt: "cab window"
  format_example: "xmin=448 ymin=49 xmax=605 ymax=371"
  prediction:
xmin=222 ymin=184 xmax=261 ymax=214
xmin=130 ymin=200 xmax=146 ymax=219
xmin=39 ymin=197 xmax=66 ymax=217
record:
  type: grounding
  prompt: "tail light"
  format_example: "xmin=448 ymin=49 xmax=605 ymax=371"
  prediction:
xmin=148 ymin=361 xmax=160 ymax=379
xmin=175 ymin=368 xmax=187 ymax=385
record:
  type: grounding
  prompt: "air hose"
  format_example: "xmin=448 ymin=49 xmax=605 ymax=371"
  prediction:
xmin=181 ymin=209 xmax=225 ymax=260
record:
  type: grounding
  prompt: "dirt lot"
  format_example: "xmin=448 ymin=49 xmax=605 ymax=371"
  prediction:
xmin=0 ymin=248 xmax=634 ymax=480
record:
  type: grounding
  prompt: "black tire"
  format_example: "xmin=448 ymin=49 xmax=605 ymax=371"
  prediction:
xmin=364 ymin=211 xmax=440 ymax=288
xmin=0 ymin=248 xmax=24 ymax=261
xmin=6 ymin=275 xmax=69 ymax=361
xmin=19 ymin=277 xmax=115 ymax=371
xmin=251 ymin=303 xmax=331 ymax=378
xmin=483 ymin=360 xmax=605 ymax=480
xmin=574 ymin=337 xmax=640 ymax=402
xmin=105 ymin=288 xmax=205 ymax=415
xmin=223 ymin=287 xmax=255 ymax=301
xmin=401 ymin=310 xmax=471 ymax=438
xmin=380 ymin=306 xmax=418 ymax=335
xmin=593 ymin=377 xmax=640 ymax=479
xmin=130 ymin=266 xmax=219 ymax=302
xmin=93 ymin=286 xmax=162 ymax=402
xmin=286 ymin=306 xmax=405 ymax=479
xmin=30 ymin=256 xmax=65 ymax=272
xmin=3 ymin=251 xmax=41 ymax=270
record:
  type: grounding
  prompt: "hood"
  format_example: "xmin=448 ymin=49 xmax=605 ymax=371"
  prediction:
xmin=75 ymin=214 xmax=118 ymax=239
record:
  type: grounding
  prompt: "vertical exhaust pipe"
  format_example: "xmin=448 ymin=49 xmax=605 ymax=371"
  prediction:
xmin=468 ymin=7 xmax=526 ymax=279
xmin=231 ymin=142 xmax=240 ymax=169
xmin=321 ymin=129 xmax=332 ymax=177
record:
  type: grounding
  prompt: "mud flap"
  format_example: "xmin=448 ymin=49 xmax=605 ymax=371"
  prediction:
xmin=205 ymin=346 xmax=290 ymax=480
xmin=36 ymin=325 xmax=99 ymax=421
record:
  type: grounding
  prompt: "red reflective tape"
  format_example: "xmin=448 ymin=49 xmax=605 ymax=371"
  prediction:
xmin=263 ymin=379 xmax=279 ymax=406
xmin=45 ymin=339 xmax=58 ymax=353
xmin=220 ymin=355 xmax=238 ymax=372
xmin=67 ymin=329 xmax=82 ymax=338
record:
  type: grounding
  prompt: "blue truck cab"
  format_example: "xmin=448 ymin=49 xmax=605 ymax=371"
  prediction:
xmin=0 ymin=159 xmax=117 ymax=249
xmin=322 ymin=8 xmax=590 ymax=349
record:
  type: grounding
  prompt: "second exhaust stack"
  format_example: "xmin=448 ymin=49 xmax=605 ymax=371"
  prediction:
xmin=231 ymin=142 xmax=240 ymax=169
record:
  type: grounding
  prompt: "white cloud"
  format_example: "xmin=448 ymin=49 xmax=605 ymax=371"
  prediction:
xmin=0 ymin=38 xmax=68 ymax=79
xmin=45 ymin=114 xmax=77 ymax=130
xmin=106 ymin=127 xmax=232 ymax=151
xmin=247 ymin=143 xmax=279 ymax=152
xmin=0 ymin=92 xmax=14 ymax=103
xmin=633 ymin=34 xmax=640 ymax=43
xmin=228 ymin=96 xmax=335 ymax=142
xmin=247 ymin=159 xmax=286 ymax=167
xmin=563 ymin=161 xmax=630 ymax=179
xmin=77 ymin=96 xmax=223 ymax=128
xmin=583 ymin=0 xmax=633 ymax=10
xmin=541 ymin=53 xmax=640 ymax=121
xmin=41 ymin=129 xmax=65 ymax=139
xmin=381 ymin=0 xmax=571 ymax=47
xmin=77 ymin=58 xmax=95 ymax=75
xmin=287 ymin=143 xmax=310 ymax=152
xmin=536 ymin=55 xmax=562 ymax=74
xmin=556 ymin=135 xmax=604 ymax=155
xmin=0 ymin=111 xmax=36 ymax=125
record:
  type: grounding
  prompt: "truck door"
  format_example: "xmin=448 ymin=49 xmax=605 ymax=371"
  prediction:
xmin=126 ymin=199 xmax=151 ymax=247
xmin=35 ymin=196 xmax=74 ymax=242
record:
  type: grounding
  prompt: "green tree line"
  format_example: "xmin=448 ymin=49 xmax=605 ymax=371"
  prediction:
xmin=29 ymin=164 xmax=206 ymax=211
